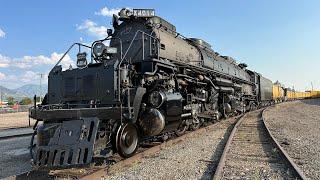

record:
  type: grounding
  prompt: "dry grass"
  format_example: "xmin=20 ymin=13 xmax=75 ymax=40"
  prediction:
xmin=0 ymin=112 xmax=35 ymax=129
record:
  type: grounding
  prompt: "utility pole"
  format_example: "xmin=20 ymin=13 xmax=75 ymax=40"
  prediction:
xmin=38 ymin=73 xmax=44 ymax=103
xmin=0 ymin=88 xmax=2 ymax=107
xmin=311 ymin=82 xmax=314 ymax=91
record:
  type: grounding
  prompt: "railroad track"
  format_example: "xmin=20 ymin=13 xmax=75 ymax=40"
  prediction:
xmin=0 ymin=133 xmax=33 ymax=140
xmin=213 ymin=108 xmax=307 ymax=180
xmin=0 ymin=127 xmax=33 ymax=140
xmin=10 ymin=115 xmax=241 ymax=179
xmin=11 ymin=108 xmax=306 ymax=179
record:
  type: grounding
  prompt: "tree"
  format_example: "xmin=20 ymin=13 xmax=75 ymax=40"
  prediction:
xmin=20 ymin=97 xmax=32 ymax=105
xmin=7 ymin=96 xmax=14 ymax=105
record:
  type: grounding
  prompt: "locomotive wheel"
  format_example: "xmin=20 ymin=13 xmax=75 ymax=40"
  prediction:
xmin=190 ymin=117 xmax=201 ymax=131
xmin=115 ymin=123 xmax=139 ymax=158
xmin=175 ymin=121 xmax=188 ymax=136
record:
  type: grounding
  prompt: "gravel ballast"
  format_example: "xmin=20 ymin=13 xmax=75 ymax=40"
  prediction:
xmin=221 ymin=110 xmax=296 ymax=179
xmin=264 ymin=99 xmax=320 ymax=179
xmin=104 ymin=118 xmax=238 ymax=180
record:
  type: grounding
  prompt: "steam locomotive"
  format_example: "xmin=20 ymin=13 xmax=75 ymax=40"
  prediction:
xmin=29 ymin=8 xmax=273 ymax=167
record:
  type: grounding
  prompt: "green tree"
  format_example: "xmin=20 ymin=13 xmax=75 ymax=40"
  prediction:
xmin=7 ymin=96 xmax=14 ymax=105
xmin=20 ymin=97 xmax=32 ymax=105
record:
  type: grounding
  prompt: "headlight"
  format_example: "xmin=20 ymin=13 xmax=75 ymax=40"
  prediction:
xmin=149 ymin=91 xmax=165 ymax=108
xmin=76 ymin=52 xmax=88 ymax=68
xmin=93 ymin=42 xmax=106 ymax=57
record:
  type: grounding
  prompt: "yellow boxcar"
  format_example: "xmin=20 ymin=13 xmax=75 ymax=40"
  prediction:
xmin=310 ymin=91 xmax=320 ymax=98
xmin=293 ymin=91 xmax=311 ymax=99
xmin=285 ymin=89 xmax=295 ymax=101
xmin=285 ymin=90 xmax=319 ymax=101
xmin=305 ymin=91 xmax=311 ymax=99
xmin=296 ymin=92 xmax=302 ymax=99
xmin=290 ymin=91 xmax=294 ymax=100
xmin=272 ymin=84 xmax=284 ymax=102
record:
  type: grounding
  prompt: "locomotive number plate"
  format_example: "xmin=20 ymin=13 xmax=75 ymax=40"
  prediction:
xmin=133 ymin=9 xmax=155 ymax=17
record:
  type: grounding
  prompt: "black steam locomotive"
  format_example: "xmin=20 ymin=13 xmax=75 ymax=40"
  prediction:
xmin=29 ymin=8 xmax=273 ymax=167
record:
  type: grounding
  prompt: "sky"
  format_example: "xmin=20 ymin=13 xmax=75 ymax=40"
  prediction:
xmin=0 ymin=0 xmax=320 ymax=91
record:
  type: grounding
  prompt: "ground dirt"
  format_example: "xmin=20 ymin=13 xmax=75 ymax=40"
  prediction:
xmin=0 ymin=112 xmax=34 ymax=130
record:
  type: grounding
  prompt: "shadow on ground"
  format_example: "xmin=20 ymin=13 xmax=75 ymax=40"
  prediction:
xmin=15 ymin=170 xmax=54 ymax=180
xmin=300 ymin=98 xmax=320 ymax=106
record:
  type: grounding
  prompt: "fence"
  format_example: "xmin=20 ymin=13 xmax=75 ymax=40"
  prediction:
xmin=0 ymin=105 xmax=32 ymax=114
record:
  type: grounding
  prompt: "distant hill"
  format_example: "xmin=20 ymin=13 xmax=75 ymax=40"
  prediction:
xmin=0 ymin=84 xmax=47 ymax=101
xmin=14 ymin=84 xmax=47 ymax=98
xmin=0 ymin=86 xmax=19 ymax=99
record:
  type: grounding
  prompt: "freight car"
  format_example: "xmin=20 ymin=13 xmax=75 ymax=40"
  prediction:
xmin=29 ymin=8 xmax=274 ymax=168
xmin=284 ymin=88 xmax=295 ymax=101
xmin=310 ymin=91 xmax=320 ymax=98
xmin=272 ymin=82 xmax=284 ymax=103
xmin=283 ymin=88 xmax=314 ymax=100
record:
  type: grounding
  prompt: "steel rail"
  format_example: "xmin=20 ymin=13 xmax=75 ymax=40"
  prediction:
xmin=212 ymin=108 xmax=307 ymax=180
xmin=262 ymin=109 xmax=307 ymax=180
xmin=0 ymin=132 xmax=33 ymax=140
xmin=212 ymin=112 xmax=247 ymax=180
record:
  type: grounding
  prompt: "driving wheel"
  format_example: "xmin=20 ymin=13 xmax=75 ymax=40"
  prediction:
xmin=116 ymin=123 xmax=139 ymax=158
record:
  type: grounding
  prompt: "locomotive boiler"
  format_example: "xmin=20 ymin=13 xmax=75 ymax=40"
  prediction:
xmin=29 ymin=8 xmax=273 ymax=167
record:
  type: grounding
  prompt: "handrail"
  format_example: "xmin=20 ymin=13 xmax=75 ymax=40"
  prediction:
xmin=51 ymin=32 xmax=158 ymax=107
xmin=53 ymin=43 xmax=91 ymax=69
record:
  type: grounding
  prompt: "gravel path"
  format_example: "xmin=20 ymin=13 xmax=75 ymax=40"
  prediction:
xmin=264 ymin=99 xmax=320 ymax=179
xmin=0 ymin=136 xmax=32 ymax=178
xmin=104 ymin=118 xmax=238 ymax=180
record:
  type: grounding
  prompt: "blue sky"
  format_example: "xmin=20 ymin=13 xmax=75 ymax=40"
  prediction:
xmin=0 ymin=0 xmax=320 ymax=90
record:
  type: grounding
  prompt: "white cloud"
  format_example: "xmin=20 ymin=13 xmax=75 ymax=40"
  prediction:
xmin=23 ymin=55 xmax=54 ymax=65
xmin=77 ymin=19 xmax=109 ymax=39
xmin=21 ymin=71 xmax=37 ymax=83
xmin=0 ymin=72 xmax=6 ymax=80
xmin=50 ymin=52 xmax=74 ymax=69
xmin=0 ymin=51 xmax=78 ymax=88
xmin=0 ymin=52 xmax=74 ymax=70
xmin=95 ymin=6 xmax=121 ymax=17
xmin=0 ymin=28 xmax=5 ymax=38
xmin=2 ymin=70 xmax=49 ymax=86
xmin=14 ymin=61 xmax=31 ymax=69
xmin=0 ymin=52 xmax=75 ymax=88
xmin=0 ymin=54 xmax=10 ymax=67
